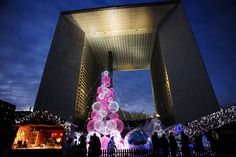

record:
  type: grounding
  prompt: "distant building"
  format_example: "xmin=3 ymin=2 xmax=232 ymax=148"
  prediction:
xmin=0 ymin=100 xmax=16 ymax=154
xmin=0 ymin=100 xmax=16 ymax=133
xmin=35 ymin=1 xmax=219 ymax=126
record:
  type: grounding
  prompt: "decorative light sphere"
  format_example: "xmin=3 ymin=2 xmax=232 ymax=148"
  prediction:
xmin=94 ymin=121 xmax=104 ymax=132
xmin=97 ymin=86 xmax=103 ymax=94
xmin=106 ymin=120 xmax=117 ymax=131
xmin=98 ymin=93 xmax=105 ymax=100
xmin=92 ymin=102 xmax=101 ymax=112
xmin=124 ymin=129 xmax=150 ymax=149
xmin=102 ymin=75 xmax=111 ymax=84
xmin=109 ymin=112 xmax=119 ymax=119
xmin=102 ymin=87 xmax=110 ymax=94
xmin=107 ymin=96 xmax=113 ymax=103
xmin=103 ymin=70 xmax=109 ymax=76
xmin=99 ymin=110 xmax=108 ymax=118
xmin=108 ymin=101 xmax=119 ymax=112
xmin=87 ymin=120 xmax=96 ymax=133
xmin=115 ymin=118 xmax=124 ymax=132
xmin=100 ymin=126 xmax=111 ymax=136
xmin=105 ymin=81 xmax=111 ymax=87
xmin=90 ymin=111 xmax=99 ymax=120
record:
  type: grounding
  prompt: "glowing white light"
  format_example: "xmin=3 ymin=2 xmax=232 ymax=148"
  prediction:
xmin=110 ymin=130 xmax=121 ymax=143
xmin=106 ymin=120 xmax=117 ymax=131
xmin=94 ymin=121 xmax=104 ymax=132
xmin=98 ymin=93 xmax=105 ymax=99
xmin=103 ymin=71 xmax=109 ymax=76
xmin=108 ymin=101 xmax=119 ymax=112
xmin=92 ymin=102 xmax=101 ymax=112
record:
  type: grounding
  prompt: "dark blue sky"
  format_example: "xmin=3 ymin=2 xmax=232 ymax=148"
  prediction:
xmin=0 ymin=0 xmax=235 ymax=113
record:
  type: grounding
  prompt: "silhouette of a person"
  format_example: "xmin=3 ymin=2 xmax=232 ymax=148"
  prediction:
xmin=160 ymin=134 xmax=169 ymax=157
xmin=181 ymin=131 xmax=191 ymax=157
xmin=151 ymin=132 xmax=159 ymax=156
xmin=108 ymin=136 xmax=117 ymax=157
xmin=168 ymin=132 xmax=177 ymax=157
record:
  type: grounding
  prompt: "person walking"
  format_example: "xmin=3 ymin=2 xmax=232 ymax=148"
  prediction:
xmin=168 ymin=132 xmax=177 ymax=157
xmin=78 ymin=134 xmax=87 ymax=157
xmin=88 ymin=133 xmax=101 ymax=157
xmin=160 ymin=134 xmax=169 ymax=157
xmin=151 ymin=132 xmax=159 ymax=156
xmin=181 ymin=131 xmax=191 ymax=157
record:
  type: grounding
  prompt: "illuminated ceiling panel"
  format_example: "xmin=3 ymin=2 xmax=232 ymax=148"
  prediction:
xmin=65 ymin=3 xmax=176 ymax=70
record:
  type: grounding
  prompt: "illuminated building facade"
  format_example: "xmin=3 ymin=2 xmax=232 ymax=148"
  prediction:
xmin=34 ymin=1 xmax=219 ymax=126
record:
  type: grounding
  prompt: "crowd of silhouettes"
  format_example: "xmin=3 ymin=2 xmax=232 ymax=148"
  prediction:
xmin=62 ymin=130 xmax=219 ymax=157
xmin=151 ymin=131 xmax=193 ymax=157
xmin=150 ymin=130 xmax=220 ymax=157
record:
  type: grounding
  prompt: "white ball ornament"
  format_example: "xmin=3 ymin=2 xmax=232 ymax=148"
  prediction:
xmin=92 ymin=102 xmax=101 ymax=112
xmin=108 ymin=101 xmax=119 ymax=112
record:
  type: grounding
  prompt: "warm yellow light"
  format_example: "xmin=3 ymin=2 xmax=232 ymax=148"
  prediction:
xmin=56 ymin=138 xmax=61 ymax=143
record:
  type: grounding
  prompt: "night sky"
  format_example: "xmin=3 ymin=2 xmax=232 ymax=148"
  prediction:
xmin=0 ymin=0 xmax=235 ymax=114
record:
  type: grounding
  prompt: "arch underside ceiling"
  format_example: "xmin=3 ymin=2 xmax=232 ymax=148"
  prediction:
xmin=66 ymin=3 xmax=176 ymax=71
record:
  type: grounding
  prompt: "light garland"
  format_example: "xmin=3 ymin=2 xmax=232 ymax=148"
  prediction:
xmin=166 ymin=105 xmax=236 ymax=138
xmin=15 ymin=110 xmax=65 ymax=125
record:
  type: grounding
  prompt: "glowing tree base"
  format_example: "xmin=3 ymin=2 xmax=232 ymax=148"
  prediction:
xmin=87 ymin=70 xmax=124 ymax=149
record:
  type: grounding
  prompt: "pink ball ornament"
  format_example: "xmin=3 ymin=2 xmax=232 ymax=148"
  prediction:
xmin=109 ymin=112 xmax=119 ymax=119
xmin=97 ymin=86 xmax=103 ymax=94
xmin=109 ymin=88 xmax=114 ymax=94
xmin=105 ymin=81 xmax=111 ymax=87
xmin=96 ymin=96 xmax=101 ymax=102
xmin=115 ymin=119 xmax=124 ymax=132
xmin=90 ymin=111 xmax=99 ymax=120
xmin=102 ymin=75 xmax=111 ymax=84
xmin=100 ymin=102 xmax=108 ymax=110
xmin=87 ymin=120 xmax=96 ymax=133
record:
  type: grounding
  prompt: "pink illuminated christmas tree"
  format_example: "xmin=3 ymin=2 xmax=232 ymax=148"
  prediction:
xmin=87 ymin=70 xmax=124 ymax=149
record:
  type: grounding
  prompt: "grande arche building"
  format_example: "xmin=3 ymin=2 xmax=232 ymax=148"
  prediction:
xmin=34 ymin=0 xmax=219 ymax=126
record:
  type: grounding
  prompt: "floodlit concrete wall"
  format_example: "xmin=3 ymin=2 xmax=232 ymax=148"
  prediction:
xmin=151 ymin=35 xmax=175 ymax=126
xmin=157 ymin=3 xmax=219 ymax=124
xmin=34 ymin=15 xmax=85 ymax=120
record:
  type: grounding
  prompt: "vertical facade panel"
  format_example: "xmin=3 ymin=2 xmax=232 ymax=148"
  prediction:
xmin=157 ymin=3 xmax=219 ymax=123
xmin=34 ymin=15 xmax=85 ymax=120
xmin=151 ymin=35 xmax=175 ymax=126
